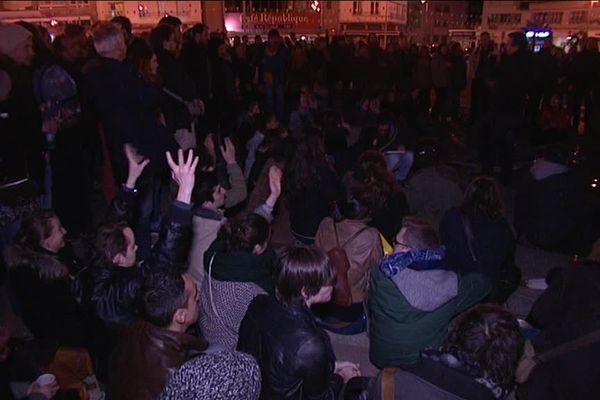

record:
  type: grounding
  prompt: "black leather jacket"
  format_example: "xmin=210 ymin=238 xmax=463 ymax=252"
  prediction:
xmin=237 ymin=295 xmax=342 ymax=400
xmin=82 ymin=187 xmax=192 ymax=332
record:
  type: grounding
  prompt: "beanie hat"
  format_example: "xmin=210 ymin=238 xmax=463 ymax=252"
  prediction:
xmin=0 ymin=24 xmax=32 ymax=56
xmin=160 ymin=351 xmax=261 ymax=400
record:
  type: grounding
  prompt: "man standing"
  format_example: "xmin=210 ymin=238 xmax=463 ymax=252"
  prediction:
xmin=469 ymin=32 xmax=496 ymax=126
xmin=481 ymin=31 xmax=531 ymax=183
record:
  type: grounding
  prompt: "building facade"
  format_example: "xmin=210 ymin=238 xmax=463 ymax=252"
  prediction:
xmin=482 ymin=1 xmax=600 ymax=45
xmin=326 ymin=1 xmax=408 ymax=44
xmin=0 ymin=1 xmax=97 ymax=27
xmin=407 ymin=0 xmax=478 ymax=45
xmin=95 ymin=1 xmax=202 ymax=30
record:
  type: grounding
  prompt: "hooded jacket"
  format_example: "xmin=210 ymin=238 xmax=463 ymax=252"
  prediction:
xmin=369 ymin=248 xmax=490 ymax=367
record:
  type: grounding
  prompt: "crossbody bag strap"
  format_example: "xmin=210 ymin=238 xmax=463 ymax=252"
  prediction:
xmin=537 ymin=328 xmax=600 ymax=363
xmin=381 ymin=367 xmax=397 ymax=400
xmin=341 ymin=225 xmax=371 ymax=249
xmin=207 ymin=253 xmax=220 ymax=319
xmin=460 ymin=212 xmax=478 ymax=263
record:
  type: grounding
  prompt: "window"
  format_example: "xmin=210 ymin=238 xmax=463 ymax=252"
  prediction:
xmin=326 ymin=1 xmax=332 ymax=10
xmin=488 ymin=13 xmax=522 ymax=25
xmin=569 ymin=11 xmax=587 ymax=24
xmin=353 ymin=1 xmax=362 ymax=15
xmin=532 ymin=12 xmax=563 ymax=25
xmin=370 ymin=2 xmax=379 ymax=15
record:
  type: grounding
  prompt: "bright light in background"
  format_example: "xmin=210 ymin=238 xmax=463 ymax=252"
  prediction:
xmin=310 ymin=1 xmax=321 ymax=12
xmin=50 ymin=19 xmax=58 ymax=27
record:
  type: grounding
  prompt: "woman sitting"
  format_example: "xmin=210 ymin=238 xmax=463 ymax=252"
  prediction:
xmin=199 ymin=213 xmax=276 ymax=350
xmin=4 ymin=210 xmax=91 ymax=350
xmin=315 ymin=194 xmax=383 ymax=327
xmin=237 ymin=247 xmax=362 ymax=399
xmin=440 ymin=177 xmax=519 ymax=304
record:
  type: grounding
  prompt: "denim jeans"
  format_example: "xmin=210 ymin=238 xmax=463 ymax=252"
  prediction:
xmin=384 ymin=151 xmax=414 ymax=182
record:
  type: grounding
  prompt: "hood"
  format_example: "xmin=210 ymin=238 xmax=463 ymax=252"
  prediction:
xmin=530 ymin=159 xmax=569 ymax=181
xmin=4 ymin=244 xmax=69 ymax=280
xmin=392 ymin=268 xmax=458 ymax=311
xmin=380 ymin=246 xmax=457 ymax=311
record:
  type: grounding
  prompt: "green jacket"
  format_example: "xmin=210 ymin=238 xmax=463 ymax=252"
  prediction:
xmin=368 ymin=262 xmax=490 ymax=368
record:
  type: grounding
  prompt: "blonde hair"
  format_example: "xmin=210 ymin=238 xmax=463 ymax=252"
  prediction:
xmin=91 ymin=22 xmax=124 ymax=57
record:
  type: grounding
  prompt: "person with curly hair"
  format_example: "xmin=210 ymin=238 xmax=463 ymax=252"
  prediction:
xmin=346 ymin=150 xmax=410 ymax=244
xmin=370 ymin=304 xmax=524 ymax=399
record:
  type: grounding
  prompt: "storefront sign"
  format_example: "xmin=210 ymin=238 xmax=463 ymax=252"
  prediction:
xmin=225 ymin=12 xmax=321 ymax=33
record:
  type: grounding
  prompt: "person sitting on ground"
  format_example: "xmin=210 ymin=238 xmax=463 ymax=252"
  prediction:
xmin=188 ymin=160 xmax=281 ymax=285
xmin=160 ymin=351 xmax=261 ymax=400
xmin=370 ymin=304 xmax=524 ymax=400
xmin=199 ymin=213 xmax=276 ymax=350
xmin=4 ymin=210 xmax=92 ymax=350
xmin=108 ymin=271 xmax=206 ymax=400
xmin=237 ymin=246 xmax=362 ymax=399
xmin=441 ymin=176 xmax=520 ymax=304
xmin=315 ymin=194 xmax=383 ymax=325
xmin=284 ymin=128 xmax=343 ymax=245
xmin=369 ymin=217 xmax=491 ymax=368
xmin=345 ymin=150 xmax=410 ymax=245
xmin=83 ymin=148 xmax=198 ymax=336
xmin=404 ymin=138 xmax=463 ymax=228
xmin=518 ymin=238 xmax=600 ymax=400
xmin=514 ymin=143 xmax=598 ymax=255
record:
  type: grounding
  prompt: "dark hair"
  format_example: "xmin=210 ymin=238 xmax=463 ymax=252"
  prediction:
xmin=218 ymin=213 xmax=270 ymax=252
xmin=111 ymin=16 xmax=132 ymax=36
xmin=339 ymin=189 xmax=370 ymax=221
xmin=17 ymin=210 xmax=58 ymax=250
xmin=461 ymin=176 xmax=503 ymax=219
xmin=284 ymin=128 xmax=328 ymax=200
xmin=352 ymin=150 xmax=402 ymax=213
xmin=508 ymin=31 xmax=528 ymax=51
xmin=141 ymin=272 xmax=187 ymax=327
xmin=401 ymin=217 xmax=440 ymax=250
xmin=127 ymin=39 xmax=160 ymax=84
xmin=92 ymin=220 xmax=129 ymax=267
xmin=275 ymin=247 xmax=335 ymax=305
xmin=159 ymin=15 xmax=182 ymax=28
xmin=150 ymin=23 xmax=175 ymax=53
xmin=190 ymin=23 xmax=207 ymax=36
xmin=64 ymin=23 xmax=86 ymax=38
xmin=193 ymin=171 xmax=220 ymax=205
xmin=268 ymin=29 xmax=280 ymax=38
xmin=445 ymin=304 xmax=524 ymax=388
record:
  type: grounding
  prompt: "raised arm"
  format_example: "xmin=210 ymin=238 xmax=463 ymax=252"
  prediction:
xmin=222 ymin=137 xmax=248 ymax=208
xmin=253 ymin=165 xmax=282 ymax=223
xmin=110 ymin=144 xmax=150 ymax=219
xmin=151 ymin=149 xmax=199 ymax=272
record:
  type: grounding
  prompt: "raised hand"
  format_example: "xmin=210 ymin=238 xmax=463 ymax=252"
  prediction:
xmin=334 ymin=361 xmax=361 ymax=383
xmin=166 ymin=149 xmax=199 ymax=204
xmin=220 ymin=137 xmax=237 ymax=165
xmin=266 ymin=165 xmax=283 ymax=207
xmin=124 ymin=144 xmax=150 ymax=189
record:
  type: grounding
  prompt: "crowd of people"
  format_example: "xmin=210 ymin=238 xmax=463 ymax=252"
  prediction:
xmin=1 ymin=13 xmax=600 ymax=400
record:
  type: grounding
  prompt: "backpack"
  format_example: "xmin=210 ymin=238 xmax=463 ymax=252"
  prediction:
xmin=328 ymin=220 xmax=370 ymax=306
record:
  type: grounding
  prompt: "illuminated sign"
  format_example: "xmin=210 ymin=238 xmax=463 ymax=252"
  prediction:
xmin=224 ymin=12 xmax=321 ymax=32
xmin=526 ymin=30 xmax=551 ymax=39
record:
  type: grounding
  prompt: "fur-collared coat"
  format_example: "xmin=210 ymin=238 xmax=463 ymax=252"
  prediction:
xmin=4 ymin=244 xmax=91 ymax=348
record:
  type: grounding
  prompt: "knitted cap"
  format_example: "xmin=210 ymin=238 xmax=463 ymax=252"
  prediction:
xmin=0 ymin=24 xmax=32 ymax=56
xmin=160 ymin=351 xmax=261 ymax=400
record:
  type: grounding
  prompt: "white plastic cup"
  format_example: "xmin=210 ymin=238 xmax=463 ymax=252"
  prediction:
xmin=35 ymin=373 xmax=56 ymax=387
